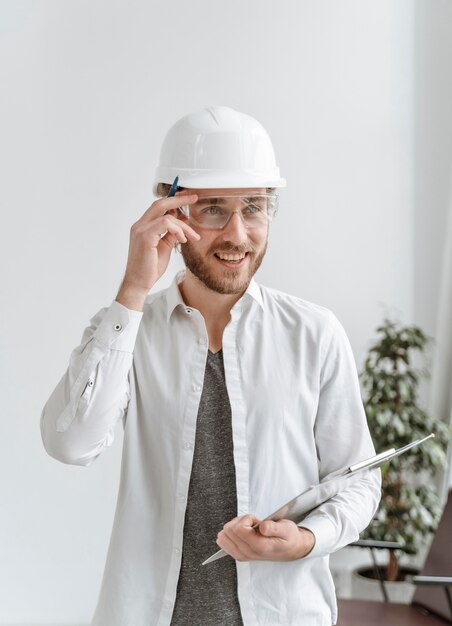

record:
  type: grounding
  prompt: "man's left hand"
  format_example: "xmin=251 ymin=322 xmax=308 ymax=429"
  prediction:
xmin=216 ymin=514 xmax=316 ymax=561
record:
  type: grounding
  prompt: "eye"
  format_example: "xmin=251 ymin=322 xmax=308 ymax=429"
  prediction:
xmin=245 ymin=204 xmax=264 ymax=215
xmin=202 ymin=205 xmax=224 ymax=216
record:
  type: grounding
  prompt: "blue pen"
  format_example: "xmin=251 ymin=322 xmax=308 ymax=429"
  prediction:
xmin=167 ymin=175 xmax=189 ymax=217
xmin=167 ymin=176 xmax=179 ymax=197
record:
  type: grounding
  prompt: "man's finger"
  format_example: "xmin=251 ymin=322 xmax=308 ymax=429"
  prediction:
xmin=236 ymin=513 xmax=261 ymax=529
xmin=258 ymin=520 xmax=291 ymax=539
xmin=135 ymin=214 xmax=199 ymax=245
xmin=163 ymin=213 xmax=201 ymax=241
xmin=222 ymin=513 xmax=258 ymax=532
xmin=218 ymin=528 xmax=260 ymax=561
xmin=142 ymin=192 xmax=199 ymax=221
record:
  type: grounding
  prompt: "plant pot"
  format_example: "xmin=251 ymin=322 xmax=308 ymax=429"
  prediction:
xmin=351 ymin=565 xmax=418 ymax=604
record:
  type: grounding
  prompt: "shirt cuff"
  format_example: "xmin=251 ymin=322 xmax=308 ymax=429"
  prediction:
xmin=298 ymin=515 xmax=337 ymax=558
xmin=93 ymin=300 xmax=143 ymax=352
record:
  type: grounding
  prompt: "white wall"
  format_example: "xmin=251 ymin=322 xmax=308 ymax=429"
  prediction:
xmin=414 ymin=0 xmax=452 ymax=338
xmin=2 ymin=0 xmax=447 ymax=623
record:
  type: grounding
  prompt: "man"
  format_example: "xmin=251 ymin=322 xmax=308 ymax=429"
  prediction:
xmin=41 ymin=105 xmax=381 ymax=626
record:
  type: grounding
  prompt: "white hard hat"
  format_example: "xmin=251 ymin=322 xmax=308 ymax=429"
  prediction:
xmin=153 ymin=105 xmax=286 ymax=194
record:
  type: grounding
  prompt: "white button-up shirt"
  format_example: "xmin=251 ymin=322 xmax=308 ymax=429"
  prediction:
xmin=41 ymin=271 xmax=381 ymax=626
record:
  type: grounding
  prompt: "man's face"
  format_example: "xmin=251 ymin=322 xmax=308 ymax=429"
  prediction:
xmin=178 ymin=187 xmax=269 ymax=295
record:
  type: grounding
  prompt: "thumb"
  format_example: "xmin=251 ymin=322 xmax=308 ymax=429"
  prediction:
xmin=258 ymin=520 xmax=280 ymax=537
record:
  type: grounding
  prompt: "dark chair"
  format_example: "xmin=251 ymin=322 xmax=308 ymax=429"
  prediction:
xmin=336 ymin=490 xmax=452 ymax=626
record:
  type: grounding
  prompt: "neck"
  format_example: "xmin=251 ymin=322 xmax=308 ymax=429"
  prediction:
xmin=178 ymin=269 xmax=245 ymax=326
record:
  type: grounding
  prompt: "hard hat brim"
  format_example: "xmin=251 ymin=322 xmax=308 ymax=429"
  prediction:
xmin=153 ymin=168 xmax=286 ymax=195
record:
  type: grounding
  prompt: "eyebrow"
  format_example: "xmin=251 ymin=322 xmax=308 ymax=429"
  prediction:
xmin=195 ymin=197 xmax=227 ymax=205
xmin=195 ymin=196 xmax=266 ymax=205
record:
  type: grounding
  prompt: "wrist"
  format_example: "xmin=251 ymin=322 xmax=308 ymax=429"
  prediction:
xmin=116 ymin=281 xmax=149 ymax=312
xmin=297 ymin=527 xmax=316 ymax=558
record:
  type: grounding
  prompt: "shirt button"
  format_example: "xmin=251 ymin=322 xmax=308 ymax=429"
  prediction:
xmin=198 ymin=337 xmax=207 ymax=345
xmin=113 ymin=323 xmax=122 ymax=331
xmin=163 ymin=600 xmax=172 ymax=609
xmin=174 ymin=547 xmax=181 ymax=554
xmin=192 ymin=383 xmax=202 ymax=392
xmin=178 ymin=494 xmax=186 ymax=503
xmin=183 ymin=441 xmax=193 ymax=450
xmin=186 ymin=308 xmax=192 ymax=314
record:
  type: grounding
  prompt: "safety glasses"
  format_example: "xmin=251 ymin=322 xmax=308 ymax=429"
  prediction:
xmin=178 ymin=193 xmax=279 ymax=230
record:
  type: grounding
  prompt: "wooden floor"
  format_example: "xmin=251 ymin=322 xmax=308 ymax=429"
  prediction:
xmin=337 ymin=599 xmax=451 ymax=626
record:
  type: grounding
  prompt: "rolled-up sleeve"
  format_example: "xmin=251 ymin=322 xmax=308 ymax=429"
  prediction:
xmin=40 ymin=300 xmax=143 ymax=466
xmin=300 ymin=313 xmax=382 ymax=557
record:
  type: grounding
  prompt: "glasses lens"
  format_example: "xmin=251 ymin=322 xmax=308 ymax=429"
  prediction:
xmin=181 ymin=195 xmax=278 ymax=229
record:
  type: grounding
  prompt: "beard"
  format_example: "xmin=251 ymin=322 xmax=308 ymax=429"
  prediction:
xmin=180 ymin=238 xmax=268 ymax=295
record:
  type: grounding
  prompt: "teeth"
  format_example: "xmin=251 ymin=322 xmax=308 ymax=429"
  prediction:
xmin=216 ymin=253 xmax=246 ymax=261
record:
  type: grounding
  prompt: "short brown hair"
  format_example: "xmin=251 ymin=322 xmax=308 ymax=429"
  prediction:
xmin=155 ymin=182 xmax=173 ymax=197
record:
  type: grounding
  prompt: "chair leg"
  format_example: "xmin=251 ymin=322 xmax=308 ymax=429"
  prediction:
xmin=444 ymin=586 xmax=452 ymax=621
xmin=370 ymin=547 xmax=389 ymax=602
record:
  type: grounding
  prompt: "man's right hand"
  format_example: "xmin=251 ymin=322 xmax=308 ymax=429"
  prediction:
xmin=116 ymin=190 xmax=200 ymax=311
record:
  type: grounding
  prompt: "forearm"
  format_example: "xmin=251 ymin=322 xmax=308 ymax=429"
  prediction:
xmin=300 ymin=469 xmax=381 ymax=558
xmin=40 ymin=301 xmax=142 ymax=466
xmin=116 ymin=280 xmax=149 ymax=312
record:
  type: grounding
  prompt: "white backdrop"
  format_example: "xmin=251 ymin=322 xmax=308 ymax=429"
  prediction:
xmin=0 ymin=1 xmax=451 ymax=624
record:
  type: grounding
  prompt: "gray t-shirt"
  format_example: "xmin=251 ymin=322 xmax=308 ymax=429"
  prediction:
xmin=170 ymin=349 xmax=243 ymax=626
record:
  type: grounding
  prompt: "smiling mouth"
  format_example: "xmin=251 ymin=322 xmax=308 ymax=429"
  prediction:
xmin=212 ymin=252 xmax=251 ymax=268
xmin=214 ymin=252 xmax=248 ymax=262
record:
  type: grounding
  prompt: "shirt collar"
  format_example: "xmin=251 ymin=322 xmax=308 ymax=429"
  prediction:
xmin=165 ymin=269 xmax=264 ymax=322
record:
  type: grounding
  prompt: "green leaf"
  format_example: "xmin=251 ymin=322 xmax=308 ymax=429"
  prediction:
xmin=359 ymin=316 xmax=452 ymax=563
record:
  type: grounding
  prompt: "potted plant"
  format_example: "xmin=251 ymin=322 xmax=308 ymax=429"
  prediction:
xmin=358 ymin=319 xmax=450 ymax=585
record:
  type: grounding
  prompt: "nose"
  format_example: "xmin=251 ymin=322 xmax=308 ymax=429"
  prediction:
xmin=219 ymin=211 xmax=248 ymax=245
